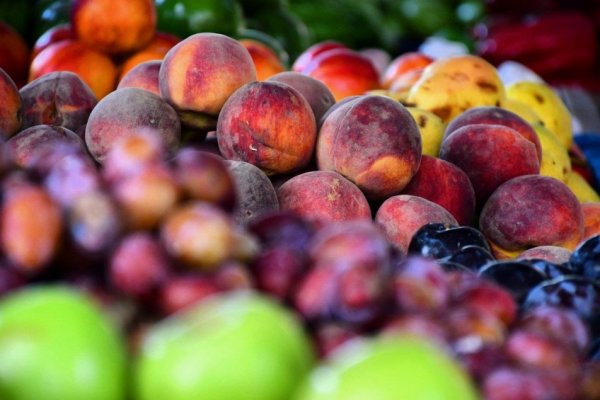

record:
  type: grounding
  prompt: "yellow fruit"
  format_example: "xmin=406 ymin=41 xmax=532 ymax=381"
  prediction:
xmin=406 ymin=107 xmax=445 ymax=157
xmin=506 ymin=81 xmax=572 ymax=149
xmin=501 ymin=98 xmax=542 ymax=126
xmin=566 ymin=170 xmax=600 ymax=203
xmin=406 ymin=55 xmax=506 ymax=123
xmin=533 ymin=123 xmax=571 ymax=182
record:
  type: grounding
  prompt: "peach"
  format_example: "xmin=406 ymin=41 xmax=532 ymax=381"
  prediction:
xmin=226 ymin=160 xmax=279 ymax=226
xmin=444 ymin=106 xmax=542 ymax=162
xmin=0 ymin=21 xmax=29 ymax=87
xmin=359 ymin=48 xmax=391 ymax=77
xmin=0 ymin=68 xmax=22 ymax=138
xmin=381 ymin=52 xmax=433 ymax=89
xmin=268 ymin=71 xmax=335 ymax=122
xmin=301 ymin=47 xmax=381 ymax=101
xmin=439 ymin=124 xmax=540 ymax=206
xmin=517 ymin=246 xmax=572 ymax=265
xmin=239 ymin=39 xmax=285 ymax=81
xmin=71 ymin=0 xmax=156 ymax=55
xmin=277 ymin=170 xmax=372 ymax=229
xmin=292 ymin=40 xmax=347 ymax=73
xmin=118 ymin=32 xmax=180 ymax=79
xmin=317 ymin=94 xmax=421 ymax=199
xmin=375 ymin=194 xmax=458 ymax=255
xmin=479 ymin=175 xmax=584 ymax=256
xmin=217 ymin=81 xmax=316 ymax=175
xmin=31 ymin=24 xmax=75 ymax=59
xmin=117 ymin=60 xmax=161 ymax=96
xmin=29 ymin=39 xmax=118 ymax=99
xmin=581 ymin=202 xmax=600 ymax=241
xmin=401 ymin=155 xmax=476 ymax=226
xmin=159 ymin=32 xmax=256 ymax=125
xmin=19 ymin=71 xmax=97 ymax=132
xmin=7 ymin=125 xmax=85 ymax=169
xmin=85 ymin=87 xmax=181 ymax=163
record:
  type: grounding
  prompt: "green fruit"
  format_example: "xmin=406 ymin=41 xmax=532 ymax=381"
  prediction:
xmin=135 ymin=290 xmax=315 ymax=400
xmin=295 ymin=336 xmax=480 ymax=400
xmin=0 ymin=286 xmax=127 ymax=400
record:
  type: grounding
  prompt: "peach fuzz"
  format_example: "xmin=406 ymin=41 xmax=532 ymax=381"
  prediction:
xmin=72 ymin=0 xmax=156 ymax=55
xmin=0 ymin=68 xmax=22 ymax=138
xmin=277 ymin=170 xmax=371 ymax=229
xmin=268 ymin=71 xmax=335 ymax=122
xmin=292 ymin=40 xmax=347 ymax=73
xmin=439 ymin=123 xmax=540 ymax=206
xmin=375 ymin=194 xmax=458 ymax=255
xmin=302 ymin=47 xmax=381 ymax=101
xmin=159 ymin=32 xmax=257 ymax=117
xmin=217 ymin=81 xmax=316 ymax=175
xmin=317 ymin=94 xmax=421 ymax=199
xmin=19 ymin=71 xmax=97 ymax=132
xmin=479 ymin=175 xmax=584 ymax=258
xmin=381 ymin=52 xmax=433 ymax=89
xmin=32 ymin=24 xmax=75 ymax=59
xmin=401 ymin=155 xmax=476 ymax=226
xmin=444 ymin=106 xmax=542 ymax=162
xmin=85 ymin=87 xmax=180 ymax=163
xmin=0 ymin=21 xmax=29 ymax=87
xmin=239 ymin=39 xmax=285 ymax=81
xmin=581 ymin=202 xmax=600 ymax=241
xmin=29 ymin=39 xmax=118 ymax=99
xmin=117 ymin=60 xmax=161 ymax=96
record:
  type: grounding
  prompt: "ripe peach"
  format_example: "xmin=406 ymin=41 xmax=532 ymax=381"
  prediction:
xmin=31 ymin=24 xmax=75 ymax=59
xmin=301 ymin=48 xmax=381 ymax=101
xmin=292 ymin=40 xmax=347 ymax=73
xmin=268 ymin=71 xmax=335 ymax=122
xmin=117 ymin=60 xmax=161 ymax=96
xmin=0 ymin=21 xmax=29 ymax=87
xmin=217 ymin=81 xmax=316 ymax=175
xmin=72 ymin=0 xmax=156 ymax=55
xmin=581 ymin=202 xmax=600 ymax=241
xmin=517 ymin=246 xmax=572 ymax=265
xmin=0 ymin=68 xmax=22 ymax=138
xmin=29 ymin=39 xmax=118 ymax=99
xmin=277 ymin=170 xmax=371 ymax=229
xmin=317 ymin=94 xmax=421 ymax=199
xmin=401 ymin=155 xmax=476 ymax=226
xmin=479 ymin=175 xmax=584 ymax=256
xmin=7 ymin=125 xmax=85 ymax=169
xmin=159 ymin=32 xmax=256 ymax=122
xmin=85 ymin=87 xmax=180 ymax=163
xmin=19 ymin=71 xmax=97 ymax=132
xmin=444 ymin=106 xmax=542 ymax=162
xmin=439 ymin=124 xmax=540 ymax=206
xmin=118 ymin=32 xmax=180 ymax=79
xmin=239 ymin=39 xmax=285 ymax=81
xmin=381 ymin=52 xmax=433 ymax=89
xmin=375 ymin=194 xmax=458 ymax=255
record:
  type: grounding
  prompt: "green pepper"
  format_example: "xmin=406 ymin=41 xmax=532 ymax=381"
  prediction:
xmin=32 ymin=0 xmax=71 ymax=43
xmin=155 ymin=0 xmax=244 ymax=39
xmin=0 ymin=0 xmax=33 ymax=43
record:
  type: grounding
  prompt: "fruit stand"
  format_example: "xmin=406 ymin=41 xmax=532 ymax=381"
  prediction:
xmin=1 ymin=0 xmax=600 ymax=399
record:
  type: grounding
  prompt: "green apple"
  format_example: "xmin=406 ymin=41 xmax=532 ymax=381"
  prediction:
xmin=0 ymin=285 xmax=127 ymax=400
xmin=134 ymin=290 xmax=315 ymax=400
xmin=294 ymin=336 xmax=479 ymax=400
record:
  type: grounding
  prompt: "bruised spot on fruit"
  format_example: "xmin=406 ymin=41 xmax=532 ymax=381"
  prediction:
xmin=431 ymin=106 xmax=452 ymax=121
xmin=495 ymin=101 xmax=501 ymax=107
xmin=418 ymin=115 xmax=427 ymax=128
xmin=476 ymin=80 xmax=498 ymax=93
xmin=534 ymin=93 xmax=545 ymax=104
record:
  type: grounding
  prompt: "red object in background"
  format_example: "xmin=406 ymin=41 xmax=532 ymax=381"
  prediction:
xmin=0 ymin=21 xmax=29 ymax=88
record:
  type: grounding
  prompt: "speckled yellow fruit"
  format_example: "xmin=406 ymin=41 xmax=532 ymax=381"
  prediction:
xmin=406 ymin=55 xmax=506 ymax=123
xmin=533 ymin=123 xmax=571 ymax=182
xmin=502 ymin=98 xmax=542 ymax=126
xmin=566 ymin=170 xmax=600 ymax=203
xmin=506 ymin=81 xmax=572 ymax=149
xmin=406 ymin=107 xmax=445 ymax=157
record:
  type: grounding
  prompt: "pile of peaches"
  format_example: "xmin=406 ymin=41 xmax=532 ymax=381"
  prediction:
xmin=1 ymin=0 xmax=600 ymax=398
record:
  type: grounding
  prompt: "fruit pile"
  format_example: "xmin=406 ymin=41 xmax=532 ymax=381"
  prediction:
xmin=2 ymin=0 xmax=600 ymax=399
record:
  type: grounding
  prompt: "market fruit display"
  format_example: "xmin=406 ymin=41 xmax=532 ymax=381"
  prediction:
xmin=1 ymin=1 xmax=600 ymax=399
